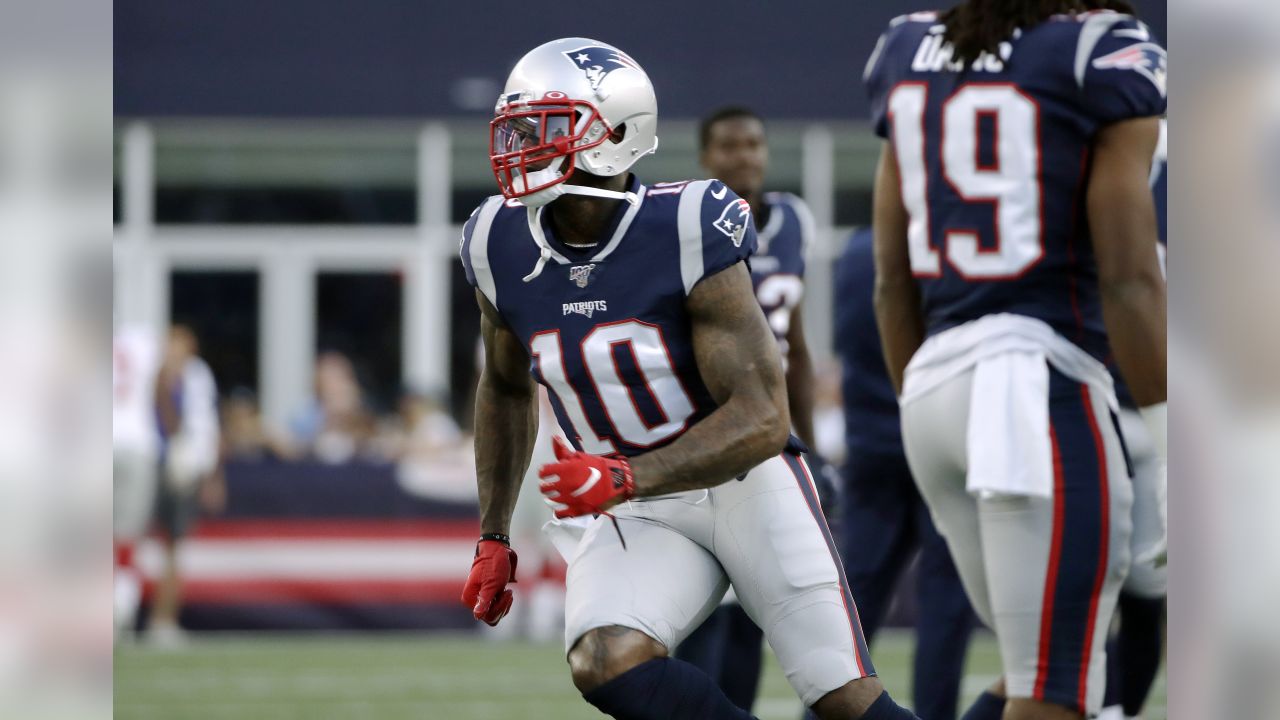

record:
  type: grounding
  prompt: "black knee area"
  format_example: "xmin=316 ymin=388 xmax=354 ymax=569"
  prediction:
xmin=568 ymin=625 xmax=665 ymax=694
xmin=960 ymin=690 xmax=1007 ymax=720
xmin=583 ymin=656 xmax=756 ymax=720
xmin=1117 ymin=592 xmax=1166 ymax=715
xmin=855 ymin=690 xmax=919 ymax=720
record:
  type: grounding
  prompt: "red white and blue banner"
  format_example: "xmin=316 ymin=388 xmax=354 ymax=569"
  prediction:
xmin=140 ymin=460 xmax=484 ymax=630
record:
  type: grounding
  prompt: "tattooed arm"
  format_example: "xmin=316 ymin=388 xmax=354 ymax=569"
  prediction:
xmin=627 ymin=263 xmax=791 ymax=496
xmin=473 ymin=291 xmax=539 ymax=535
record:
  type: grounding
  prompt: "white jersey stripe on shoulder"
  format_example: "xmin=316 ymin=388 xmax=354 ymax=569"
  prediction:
xmin=789 ymin=194 xmax=818 ymax=262
xmin=677 ymin=180 xmax=714 ymax=295
xmin=1074 ymin=12 xmax=1130 ymax=90
xmin=863 ymin=32 xmax=888 ymax=83
xmin=468 ymin=196 xmax=505 ymax=308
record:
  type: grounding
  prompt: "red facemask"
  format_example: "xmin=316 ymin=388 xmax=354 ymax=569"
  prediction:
xmin=489 ymin=93 xmax=613 ymax=200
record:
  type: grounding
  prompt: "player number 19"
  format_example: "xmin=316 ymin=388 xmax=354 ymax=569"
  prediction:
xmin=888 ymin=82 xmax=1043 ymax=279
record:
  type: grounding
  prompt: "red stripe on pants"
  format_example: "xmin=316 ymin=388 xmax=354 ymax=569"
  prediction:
xmin=1034 ymin=424 xmax=1067 ymax=699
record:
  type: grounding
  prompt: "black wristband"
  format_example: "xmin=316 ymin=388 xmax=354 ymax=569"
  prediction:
xmin=479 ymin=532 xmax=510 ymax=546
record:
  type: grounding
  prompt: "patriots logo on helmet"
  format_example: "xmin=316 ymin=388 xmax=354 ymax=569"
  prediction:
xmin=712 ymin=198 xmax=752 ymax=248
xmin=563 ymin=45 xmax=640 ymax=92
xmin=1092 ymin=42 xmax=1167 ymax=97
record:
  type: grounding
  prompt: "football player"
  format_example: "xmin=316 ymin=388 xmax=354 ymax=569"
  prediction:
xmin=672 ymin=106 xmax=819 ymax=715
xmin=866 ymin=3 xmax=1167 ymax=720
xmin=460 ymin=38 xmax=917 ymax=720
xmin=834 ymin=226 xmax=977 ymax=720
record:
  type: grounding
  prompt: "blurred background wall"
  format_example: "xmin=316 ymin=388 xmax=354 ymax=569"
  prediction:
xmin=114 ymin=2 xmax=1165 ymax=120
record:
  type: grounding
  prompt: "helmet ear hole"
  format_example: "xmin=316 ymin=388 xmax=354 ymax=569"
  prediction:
xmin=608 ymin=123 xmax=628 ymax=144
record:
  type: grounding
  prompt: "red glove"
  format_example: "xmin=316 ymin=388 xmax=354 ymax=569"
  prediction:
xmin=538 ymin=437 xmax=635 ymax=519
xmin=460 ymin=539 xmax=517 ymax=626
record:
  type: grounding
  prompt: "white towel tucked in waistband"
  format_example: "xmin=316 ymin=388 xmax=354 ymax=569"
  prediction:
xmin=968 ymin=350 xmax=1052 ymax=498
xmin=900 ymin=314 xmax=1118 ymax=499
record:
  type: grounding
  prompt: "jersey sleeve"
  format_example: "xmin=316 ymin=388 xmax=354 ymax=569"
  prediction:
xmin=458 ymin=203 xmax=484 ymax=288
xmin=458 ymin=196 xmax=505 ymax=308
xmin=864 ymin=15 xmax=926 ymax=138
xmin=1076 ymin=15 xmax=1167 ymax=123
xmin=675 ymin=179 xmax=757 ymax=295
xmin=863 ymin=20 xmax=901 ymax=138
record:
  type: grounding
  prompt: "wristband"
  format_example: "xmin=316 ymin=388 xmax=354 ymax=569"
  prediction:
xmin=1138 ymin=402 xmax=1167 ymax=464
xmin=478 ymin=532 xmax=511 ymax=546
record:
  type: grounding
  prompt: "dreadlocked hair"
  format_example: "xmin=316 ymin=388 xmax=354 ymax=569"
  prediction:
xmin=941 ymin=0 xmax=1137 ymax=64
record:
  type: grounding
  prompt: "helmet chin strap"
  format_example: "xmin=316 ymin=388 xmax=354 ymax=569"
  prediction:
xmin=558 ymin=184 xmax=639 ymax=203
xmin=515 ymin=168 xmax=638 ymax=283
xmin=513 ymin=164 xmax=638 ymax=209
xmin=522 ymin=207 xmax=554 ymax=283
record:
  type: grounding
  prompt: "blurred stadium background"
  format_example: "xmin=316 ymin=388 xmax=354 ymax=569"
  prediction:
xmin=113 ymin=1 xmax=1167 ymax=718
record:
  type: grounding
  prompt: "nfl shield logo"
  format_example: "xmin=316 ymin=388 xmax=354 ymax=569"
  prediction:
xmin=569 ymin=264 xmax=595 ymax=288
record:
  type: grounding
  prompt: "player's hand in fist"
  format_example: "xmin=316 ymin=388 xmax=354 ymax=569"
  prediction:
xmin=461 ymin=537 xmax=517 ymax=626
xmin=538 ymin=437 xmax=635 ymax=519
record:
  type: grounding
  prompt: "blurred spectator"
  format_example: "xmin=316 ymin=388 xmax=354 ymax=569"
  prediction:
xmin=221 ymin=387 xmax=298 ymax=461
xmin=146 ymin=325 xmax=222 ymax=646
xmin=378 ymin=388 xmax=463 ymax=460
xmin=289 ymin=351 xmax=376 ymax=463
xmin=112 ymin=324 xmax=160 ymax=639
xmin=385 ymin=388 xmax=475 ymax=502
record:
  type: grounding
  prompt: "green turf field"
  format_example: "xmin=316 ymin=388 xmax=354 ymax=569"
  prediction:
xmin=115 ymin=630 xmax=1165 ymax=719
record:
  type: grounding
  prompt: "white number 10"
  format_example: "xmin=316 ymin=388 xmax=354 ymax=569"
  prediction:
xmin=888 ymin=82 xmax=1043 ymax=279
xmin=530 ymin=319 xmax=694 ymax=453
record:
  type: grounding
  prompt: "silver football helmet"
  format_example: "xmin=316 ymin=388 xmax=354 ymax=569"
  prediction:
xmin=490 ymin=38 xmax=659 ymax=207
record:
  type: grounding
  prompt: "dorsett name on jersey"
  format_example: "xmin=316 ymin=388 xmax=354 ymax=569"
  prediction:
xmin=912 ymin=30 xmax=1010 ymax=73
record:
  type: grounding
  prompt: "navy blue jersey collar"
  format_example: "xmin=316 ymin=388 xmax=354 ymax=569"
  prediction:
xmin=533 ymin=174 xmax=646 ymax=265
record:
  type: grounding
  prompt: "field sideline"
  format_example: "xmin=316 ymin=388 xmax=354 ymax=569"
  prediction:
xmin=115 ymin=630 xmax=1165 ymax=719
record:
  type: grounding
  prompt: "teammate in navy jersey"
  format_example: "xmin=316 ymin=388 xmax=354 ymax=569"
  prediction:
xmin=460 ymin=38 xmax=917 ymax=720
xmin=835 ymin=226 xmax=977 ymax=720
xmin=701 ymin=108 xmax=820 ymax=449
xmin=673 ymin=106 xmax=819 ymax=715
xmin=866 ymin=3 xmax=1167 ymax=719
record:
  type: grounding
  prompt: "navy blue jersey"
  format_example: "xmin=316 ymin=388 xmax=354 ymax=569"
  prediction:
xmin=865 ymin=10 xmax=1167 ymax=361
xmin=460 ymin=175 xmax=758 ymax=458
xmin=750 ymin=192 xmax=815 ymax=358
xmin=834 ymin=227 xmax=904 ymax=457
